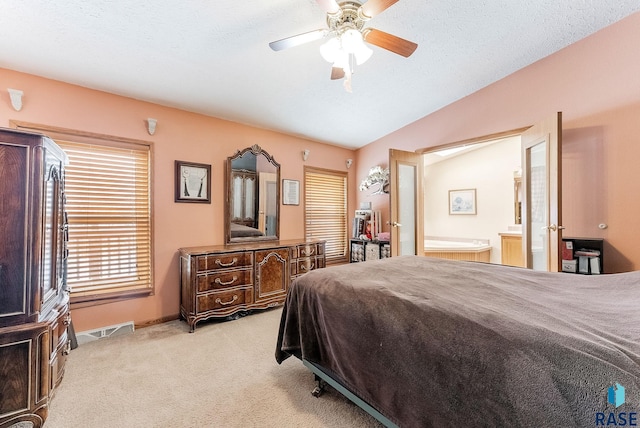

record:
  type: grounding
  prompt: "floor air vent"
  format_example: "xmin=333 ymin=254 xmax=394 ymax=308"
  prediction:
xmin=76 ymin=321 xmax=135 ymax=345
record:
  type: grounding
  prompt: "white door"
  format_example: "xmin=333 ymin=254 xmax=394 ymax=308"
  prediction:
xmin=521 ymin=112 xmax=563 ymax=271
xmin=389 ymin=149 xmax=424 ymax=256
xmin=258 ymin=172 xmax=277 ymax=235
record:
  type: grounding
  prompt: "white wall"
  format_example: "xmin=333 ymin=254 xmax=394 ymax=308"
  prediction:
xmin=424 ymin=137 xmax=521 ymax=264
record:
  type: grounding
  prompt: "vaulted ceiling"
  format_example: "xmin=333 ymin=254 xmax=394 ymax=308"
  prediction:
xmin=1 ymin=1 xmax=639 ymax=148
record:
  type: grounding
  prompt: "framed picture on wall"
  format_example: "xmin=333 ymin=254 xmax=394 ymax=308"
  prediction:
xmin=449 ymin=188 xmax=476 ymax=215
xmin=175 ymin=160 xmax=211 ymax=203
xmin=282 ymin=179 xmax=300 ymax=205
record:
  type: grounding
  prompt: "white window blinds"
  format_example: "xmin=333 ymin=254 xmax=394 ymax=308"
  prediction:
xmin=304 ymin=168 xmax=348 ymax=263
xmin=57 ymin=139 xmax=153 ymax=302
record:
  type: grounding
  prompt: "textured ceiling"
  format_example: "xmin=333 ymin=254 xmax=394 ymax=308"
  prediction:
xmin=1 ymin=1 xmax=639 ymax=149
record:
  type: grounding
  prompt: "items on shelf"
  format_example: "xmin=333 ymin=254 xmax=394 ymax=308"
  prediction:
xmin=561 ymin=238 xmax=603 ymax=275
xmin=350 ymin=238 xmax=391 ymax=263
xmin=352 ymin=209 xmax=381 ymax=240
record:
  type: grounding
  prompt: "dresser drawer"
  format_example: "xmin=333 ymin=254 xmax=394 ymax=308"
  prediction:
xmin=196 ymin=251 xmax=253 ymax=272
xmin=197 ymin=287 xmax=253 ymax=312
xmin=295 ymin=243 xmax=319 ymax=258
xmin=197 ymin=268 xmax=253 ymax=292
xmin=293 ymin=257 xmax=321 ymax=275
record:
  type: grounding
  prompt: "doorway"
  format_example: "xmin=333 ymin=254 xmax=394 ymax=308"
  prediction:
xmin=422 ymin=136 xmax=522 ymax=265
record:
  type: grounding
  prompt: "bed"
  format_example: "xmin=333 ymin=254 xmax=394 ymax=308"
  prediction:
xmin=229 ymin=222 xmax=264 ymax=238
xmin=276 ymin=256 xmax=640 ymax=427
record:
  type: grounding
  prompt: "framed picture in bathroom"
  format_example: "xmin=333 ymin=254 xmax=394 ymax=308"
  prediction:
xmin=449 ymin=189 xmax=476 ymax=215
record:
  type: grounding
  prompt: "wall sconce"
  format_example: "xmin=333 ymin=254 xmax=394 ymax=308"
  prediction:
xmin=8 ymin=88 xmax=23 ymax=111
xmin=146 ymin=118 xmax=157 ymax=135
xmin=346 ymin=159 xmax=353 ymax=169
xmin=302 ymin=149 xmax=310 ymax=161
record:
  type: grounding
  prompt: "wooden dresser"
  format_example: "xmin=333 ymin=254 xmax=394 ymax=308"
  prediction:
xmin=180 ymin=240 xmax=325 ymax=332
xmin=0 ymin=128 xmax=71 ymax=428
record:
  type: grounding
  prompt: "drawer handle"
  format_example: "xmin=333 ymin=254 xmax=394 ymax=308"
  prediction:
xmin=300 ymin=263 xmax=315 ymax=271
xmin=301 ymin=249 xmax=315 ymax=256
xmin=214 ymin=276 xmax=238 ymax=286
xmin=63 ymin=314 xmax=71 ymax=326
xmin=216 ymin=258 xmax=238 ymax=267
xmin=215 ymin=295 xmax=238 ymax=306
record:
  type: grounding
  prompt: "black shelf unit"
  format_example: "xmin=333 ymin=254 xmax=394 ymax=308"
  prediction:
xmin=350 ymin=239 xmax=391 ymax=263
xmin=562 ymin=237 xmax=604 ymax=274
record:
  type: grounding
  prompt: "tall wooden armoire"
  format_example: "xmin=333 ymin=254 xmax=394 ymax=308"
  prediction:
xmin=0 ymin=128 xmax=71 ymax=428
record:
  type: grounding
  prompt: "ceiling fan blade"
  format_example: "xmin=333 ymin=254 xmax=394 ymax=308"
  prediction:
xmin=269 ymin=29 xmax=326 ymax=51
xmin=363 ymin=28 xmax=418 ymax=57
xmin=360 ymin=0 xmax=399 ymax=18
xmin=317 ymin=0 xmax=341 ymax=14
xmin=331 ymin=67 xmax=345 ymax=80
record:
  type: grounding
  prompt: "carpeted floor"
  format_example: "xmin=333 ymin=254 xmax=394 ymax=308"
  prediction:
xmin=45 ymin=308 xmax=382 ymax=427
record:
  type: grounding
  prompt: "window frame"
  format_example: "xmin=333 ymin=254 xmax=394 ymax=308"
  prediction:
xmin=11 ymin=121 xmax=154 ymax=306
xmin=303 ymin=166 xmax=348 ymax=265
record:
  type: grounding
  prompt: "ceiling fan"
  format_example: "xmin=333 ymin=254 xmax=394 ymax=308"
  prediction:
xmin=269 ymin=0 xmax=418 ymax=91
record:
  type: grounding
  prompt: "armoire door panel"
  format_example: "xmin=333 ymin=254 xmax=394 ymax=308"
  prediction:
xmin=0 ymin=143 xmax=30 ymax=325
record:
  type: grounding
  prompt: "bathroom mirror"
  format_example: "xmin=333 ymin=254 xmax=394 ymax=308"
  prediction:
xmin=225 ymin=144 xmax=280 ymax=244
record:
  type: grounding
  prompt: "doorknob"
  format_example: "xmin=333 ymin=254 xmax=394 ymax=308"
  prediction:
xmin=389 ymin=222 xmax=402 ymax=227
xmin=541 ymin=224 xmax=564 ymax=232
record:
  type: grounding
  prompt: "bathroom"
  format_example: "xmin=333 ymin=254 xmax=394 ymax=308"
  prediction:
xmin=423 ymin=136 xmax=522 ymax=266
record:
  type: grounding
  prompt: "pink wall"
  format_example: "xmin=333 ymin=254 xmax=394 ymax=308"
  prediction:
xmin=3 ymin=11 xmax=639 ymax=330
xmin=356 ymin=12 xmax=640 ymax=273
xmin=0 ymin=68 xmax=357 ymax=331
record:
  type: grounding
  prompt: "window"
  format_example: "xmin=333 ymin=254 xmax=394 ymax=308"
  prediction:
xmin=57 ymin=139 xmax=153 ymax=303
xmin=11 ymin=121 xmax=154 ymax=305
xmin=304 ymin=167 xmax=348 ymax=264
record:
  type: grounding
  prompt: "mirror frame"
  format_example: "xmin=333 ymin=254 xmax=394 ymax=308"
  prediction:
xmin=514 ymin=173 xmax=522 ymax=225
xmin=225 ymin=144 xmax=280 ymax=244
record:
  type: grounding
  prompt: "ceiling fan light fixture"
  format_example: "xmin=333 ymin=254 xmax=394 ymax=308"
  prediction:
xmin=320 ymin=37 xmax=341 ymax=62
xmin=321 ymin=29 xmax=372 ymax=70
xmin=341 ymin=28 xmax=372 ymax=65
xmin=341 ymin=29 xmax=363 ymax=53
xmin=270 ymin=0 xmax=417 ymax=91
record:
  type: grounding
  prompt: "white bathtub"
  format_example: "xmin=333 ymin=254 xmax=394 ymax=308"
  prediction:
xmin=424 ymin=238 xmax=491 ymax=262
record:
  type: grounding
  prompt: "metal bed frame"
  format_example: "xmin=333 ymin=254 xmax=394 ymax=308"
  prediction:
xmin=302 ymin=359 xmax=398 ymax=428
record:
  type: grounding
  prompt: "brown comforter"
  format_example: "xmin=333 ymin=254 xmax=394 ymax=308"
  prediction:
xmin=276 ymin=256 xmax=640 ymax=427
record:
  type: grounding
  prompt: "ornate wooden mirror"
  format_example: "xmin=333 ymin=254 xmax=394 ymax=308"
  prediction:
xmin=225 ymin=145 xmax=280 ymax=244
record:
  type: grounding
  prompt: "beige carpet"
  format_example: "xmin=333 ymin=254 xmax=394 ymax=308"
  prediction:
xmin=46 ymin=308 xmax=382 ymax=428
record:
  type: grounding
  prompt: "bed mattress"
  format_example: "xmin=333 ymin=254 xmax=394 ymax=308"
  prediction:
xmin=276 ymin=256 xmax=640 ymax=427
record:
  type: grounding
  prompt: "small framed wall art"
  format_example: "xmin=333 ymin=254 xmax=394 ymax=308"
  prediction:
xmin=282 ymin=179 xmax=300 ymax=205
xmin=175 ymin=160 xmax=211 ymax=203
xmin=449 ymin=188 xmax=476 ymax=215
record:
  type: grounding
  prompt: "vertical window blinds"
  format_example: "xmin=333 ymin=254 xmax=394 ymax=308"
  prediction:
xmin=56 ymin=139 xmax=153 ymax=302
xmin=304 ymin=168 xmax=348 ymax=263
